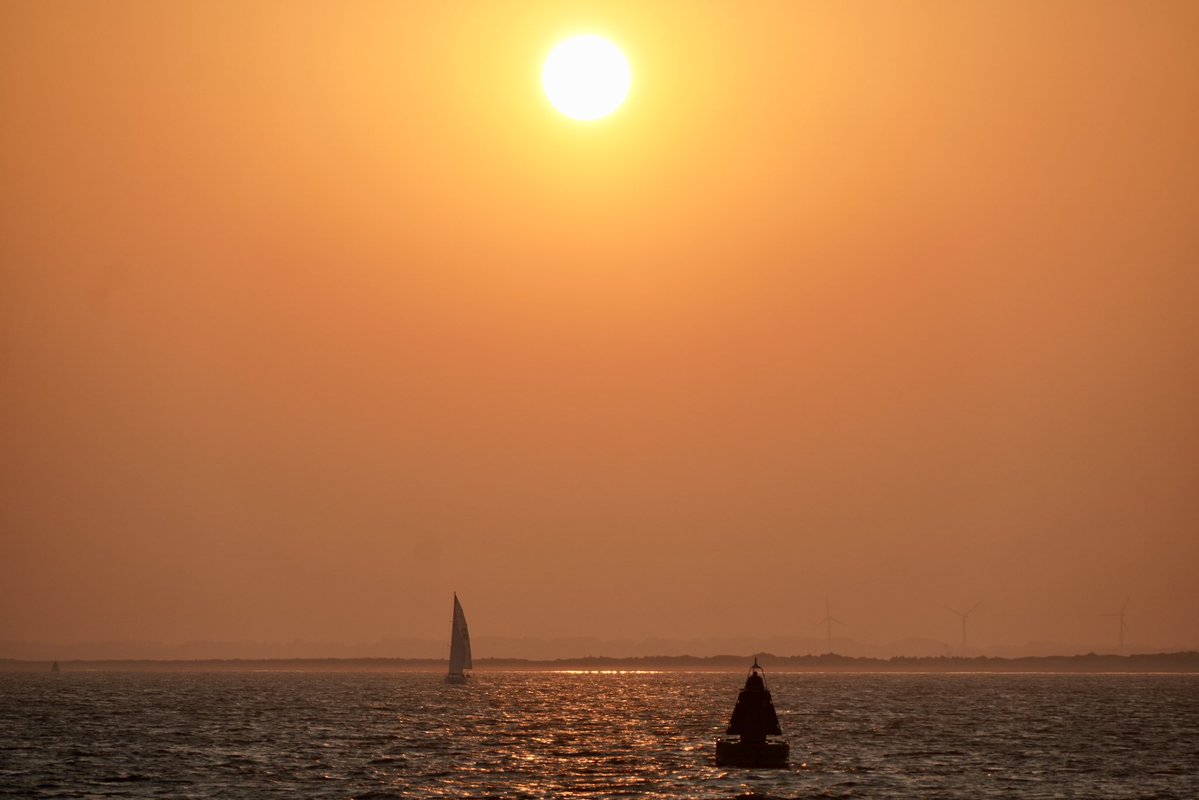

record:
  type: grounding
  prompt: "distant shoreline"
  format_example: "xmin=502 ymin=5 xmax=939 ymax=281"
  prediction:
xmin=3 ymin=652 xmax=1197 ymax=673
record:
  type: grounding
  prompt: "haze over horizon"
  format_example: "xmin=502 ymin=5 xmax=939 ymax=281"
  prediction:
xmin=3 ymin=3 xmax=1197 ymax=659
xmin=3 ymin=630 xmax=1193 ymax=664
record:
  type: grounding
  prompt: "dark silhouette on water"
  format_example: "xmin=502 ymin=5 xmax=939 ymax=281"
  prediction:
xmin=445 ymin=593 xmax=472 ymax=684
xmin=715 ymin=657 xmax=789 ymax=767
xmin=50 ymin=661 xmax=59 ymax=674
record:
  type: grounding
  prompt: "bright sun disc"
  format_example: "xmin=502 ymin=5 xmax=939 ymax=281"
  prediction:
xmin=543 ymin=35 xmax=631 ymax=121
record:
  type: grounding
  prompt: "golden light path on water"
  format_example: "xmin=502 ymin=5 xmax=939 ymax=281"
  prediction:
xmin=554 ymin=669 xmax=663 ymax=675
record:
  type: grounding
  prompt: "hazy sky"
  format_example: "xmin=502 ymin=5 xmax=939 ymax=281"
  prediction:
xmin=2 ymin=1 xmax=1197 ymax=656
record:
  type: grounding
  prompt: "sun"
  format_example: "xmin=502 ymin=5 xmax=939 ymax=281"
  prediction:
xmin=542 ymin=35 xmax=631 ymax=122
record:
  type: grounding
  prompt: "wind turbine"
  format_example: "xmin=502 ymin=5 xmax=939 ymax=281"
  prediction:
xmin=815 ymin=597 xmax=845 ymax=652
xmin=945 ymin=602 xmax=981 ymax=652
xmin=1102 ymin=597 xmax=1129 ymax=652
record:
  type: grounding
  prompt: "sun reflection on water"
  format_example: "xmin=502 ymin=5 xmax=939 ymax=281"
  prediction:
xmin=554 ymin=669 xmax=664 ymax=675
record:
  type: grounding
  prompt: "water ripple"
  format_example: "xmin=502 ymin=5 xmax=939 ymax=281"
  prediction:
xmin=1 ymin=671 xmax=1197 ymax=798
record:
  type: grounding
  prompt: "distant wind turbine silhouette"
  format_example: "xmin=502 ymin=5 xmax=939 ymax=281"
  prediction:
xmin=815 ymin=597 xmax=845 ymax=652
xmin=945 ymin=602 xmax=981 ymax=652
xmin=1102 ymin=597 xmax=1129 ymax=652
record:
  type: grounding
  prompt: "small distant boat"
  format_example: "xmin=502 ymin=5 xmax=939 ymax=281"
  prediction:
xmin=445 ymin=593 xmax=472 ymax=684
xmin=715 ymin=657 xmax=789 ymax=768
xmin=50 ymin=661 xmax=60 ymax=674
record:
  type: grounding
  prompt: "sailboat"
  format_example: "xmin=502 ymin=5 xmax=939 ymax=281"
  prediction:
xmin=445 ymin=593 xmax=472 ymax=684
xmin=715 ymin=657 xmax=789 ymax=767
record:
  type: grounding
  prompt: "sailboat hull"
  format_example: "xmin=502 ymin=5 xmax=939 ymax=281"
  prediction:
xmin=445 ymin=673 xmax=468 ymax=685
xmin=715 ymin=738 xmax=789 ymax=768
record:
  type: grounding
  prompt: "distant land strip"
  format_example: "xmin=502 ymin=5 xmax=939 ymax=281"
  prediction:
xmin=3 ymin=652 xmax=1198 ymax=673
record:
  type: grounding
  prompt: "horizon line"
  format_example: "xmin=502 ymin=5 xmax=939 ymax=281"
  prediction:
xmin=6 ymin=650 xmax=1197 ymax=664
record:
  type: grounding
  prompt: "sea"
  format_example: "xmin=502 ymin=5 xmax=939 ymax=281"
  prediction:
xmin=1 ymin=670 xmax=1196 ymax=799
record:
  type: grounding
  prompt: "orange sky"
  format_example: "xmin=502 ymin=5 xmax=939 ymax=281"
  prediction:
xmin=2 ymin=1 xmax=1197 ymax=657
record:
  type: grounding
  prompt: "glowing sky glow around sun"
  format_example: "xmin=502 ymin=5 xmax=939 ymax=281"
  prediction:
xmin=542 ymin=35 xmax=631 ymax=121
xmin=2 ymin=2 xmax=1197 ymax=658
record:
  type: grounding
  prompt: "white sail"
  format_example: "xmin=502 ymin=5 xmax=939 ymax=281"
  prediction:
xmin=448 ymin=593 xmax=472 ymax=678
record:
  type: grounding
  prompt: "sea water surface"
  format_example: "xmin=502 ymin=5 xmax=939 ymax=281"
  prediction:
xmin=1 ymin=670 xmax=1196 ymax=799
